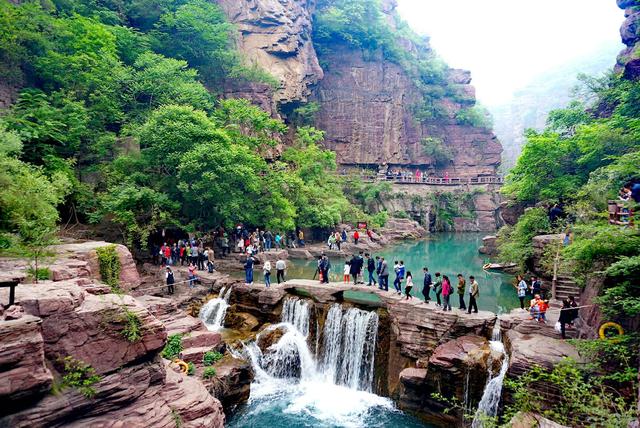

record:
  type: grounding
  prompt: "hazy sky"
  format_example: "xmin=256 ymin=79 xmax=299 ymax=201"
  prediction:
xmin=396 ymin=0 xmax=624 ymax=106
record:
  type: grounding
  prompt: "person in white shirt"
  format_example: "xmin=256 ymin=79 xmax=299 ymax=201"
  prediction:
xmin=263 ymin=260 xmax=272 ymax=288
xmin=275 ymin=259 xmax=286 ymax=284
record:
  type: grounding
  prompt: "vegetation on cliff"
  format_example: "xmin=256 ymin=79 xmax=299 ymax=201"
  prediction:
xmin=498 ymin=69 xmax=640 ymax=424
xmin=0 ymin=0 xmax=376 ymax=251
xmin=312 ymin=0 xmax=492 ymax=128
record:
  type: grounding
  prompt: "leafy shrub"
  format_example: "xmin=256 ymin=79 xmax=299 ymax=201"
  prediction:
xmin=27 ymin=266 xmax=50 ymax=280
xmin=120 ymin=307 xmax=142 ymax=343
xmin=497 ymin=208 xmax=551 ymax=270
xmin=161 ymin=334 xmax=183 ymax=360
xmin=455 ymin=106 xmax=493 ymax=128
xmin=187 ymin=362 xmax=195 ymax=376
xmin=202 ymin=367 xmax=217 ymax=379
xmin=202 ymin=351 xmax=223 ymax=366
xmin=393 ymin=210 xmax=410 ymax=219
xmin=420 ymin=137 xmax=452 ymax=166
xmin=59 ymin=356 xmax=102 ymax=398
xmin=96 ymin=244 xmax=121 ymax=292
xmin=504 ymin=359 xmax=637 ymax=427
xmin=595 ymin=255 xmax=640 ymax=319
xmin=370 ymin=211 xmax=388 ymax=228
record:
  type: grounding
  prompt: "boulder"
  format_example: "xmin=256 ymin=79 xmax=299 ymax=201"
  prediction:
xmin=287 ymin=248 xmax=314 ymax=259
xmin=478 ymin=235 xmax=498 ymax=256
xmin=53 ymin=241 xmax=141 ymax=292
xmin=1 ymin=360 xmax=225 ymax=428
xmin=17 ymin=282 xmax=166 ymax=375
xmin=0 ymin=315 xmax=53 ymax=404
xmin=504 ymin=330 xmax=580 ymax=379
xmin=225 ymin=310 xmax=260 ymax=332
xmin=205 ymin=355 xmax=254 ymax=414
xmin=257 ymin=326 xmax=287 ymax=352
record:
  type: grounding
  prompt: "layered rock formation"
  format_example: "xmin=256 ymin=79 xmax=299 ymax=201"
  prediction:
xmin=616 ymin=0 xmax=640 ymax=79
xmin=216 ymin=0 xmax=323 ymax=104
xmin=313 ymin=45 xmax=502 ymax=176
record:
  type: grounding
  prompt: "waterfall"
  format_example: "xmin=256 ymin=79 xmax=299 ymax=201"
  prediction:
xmin=321 ymin=304 xmax=379 ymax=392
xmin=239 ymin=298 xmax=379 ymax=393
xmin=259 ymin=323 xmax=317 ymax=380
xmin=281 ymin=297 xmax=310 ymax=337
xmin=199 ymin=286 xmax=232 ymax=331
xmin=471 ymin=326 xmax=509 ymax=428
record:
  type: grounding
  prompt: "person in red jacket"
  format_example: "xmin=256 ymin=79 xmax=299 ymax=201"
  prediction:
xmin=353 ymin=230 xmax=360 ymax=245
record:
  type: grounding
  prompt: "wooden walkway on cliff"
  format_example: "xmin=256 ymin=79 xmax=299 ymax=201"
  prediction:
xmin=337 ymin=172 xmax=505 ymax=186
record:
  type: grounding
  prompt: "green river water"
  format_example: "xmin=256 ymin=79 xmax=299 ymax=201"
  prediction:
xmin=280 ymin=232 xmax=518 ymax=314
xmin=226 ymin=234 xmax=517 ymax=428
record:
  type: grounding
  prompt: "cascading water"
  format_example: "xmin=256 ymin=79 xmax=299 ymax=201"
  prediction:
xmin=471 ymin=325 xmax=509 ymax=428
xmin=322 ymin=304 xmax=379 ymax=391
xmin=281 ymin=297 xmax=311 ymax=337
xmin=228 ymin=298 xmax=408 ymax=428
xmin=199 ymin=286 xmax=232 ymax=331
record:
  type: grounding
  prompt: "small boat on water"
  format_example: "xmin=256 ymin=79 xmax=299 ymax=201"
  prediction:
xmin=482 ymin=262 xmax=518 ymax=273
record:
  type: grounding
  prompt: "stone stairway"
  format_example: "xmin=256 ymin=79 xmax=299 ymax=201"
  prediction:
xmin=554 ymin=273 xmax=581 ymax=303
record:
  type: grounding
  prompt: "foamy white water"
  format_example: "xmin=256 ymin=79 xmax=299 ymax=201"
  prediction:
xmin=199 ymin=286 xmax=232 ymax=331
xmin=471 ymin=332 xmax=509 ymax=428
xmin=230 ymin=298 xmax=405 ymax=428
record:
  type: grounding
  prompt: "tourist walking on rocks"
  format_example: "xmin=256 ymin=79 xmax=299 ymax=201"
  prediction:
xmin=264 ymin=230 xmax=273 ymax=251
xmin=353 ymin=230 xmax=360 ymax=245
xmin=441 ymin=275 xmax=452 ymax=311
xmin=531 ymin=276 xmax=542 ymax=297
xmin=558 ymin=299 xmax=572 ymax=339
xmin=393 ymin=261 xmax=405 ymax=295
xmin=298 ymin=230 xmax=305 ymax=247
xmin=244 ymin=254 xmax=255 ymax=285
xmin=166 ymin=267 xmax=175 ymax=294
xmin=328 ymin=233 xmax=336 ymax=250
xmin=350 ymin=255 xmax=360 ymax=285
xmin=320 ymin=254 xmax=331 ymax=284
xmin=263 ymin=260 xmax=272 ymax=287
xmin=206 ymin=247 xmax=215 ymax=273
xmin=341 ymin=229 xmax=347 ymax=243
xmin=538 ymin=298 xmax=549 ymax=323
xmin=172 ymin=244 xmax=179 ymax=266
xmin=404 ymin=272 xmax=414 ymax=299
xmin=379 ymin=258 xmax=389 ymax=291
xmin=221 ymin=235 xmax=230 ymax=257
xmin=568 ymin=296 xmax=579 ymax=325
xmin=274 ymin=233 xmax=282 ymax=250
xmin=457 ymin=274 xmax=467 ymax=310
xmin=276 ymin=258 xmax=286 ymax=284
xmin=335 ymin=232 xmax=342 ymax=250
xmin=467 ymin=276 xmax=479 ymax=314
xmin=343 ymin=260 xmax=351 ymax=284
xmin=366 ymin=253 xmax=377 ymax=287
xmin=516 ymin=275 xmax=527 ymax=309
xmin=434 ymin=272 xmax=442 ymax=307
xmin=422 ymin=267 xmax=432 ymax=303
xmin=188 ymin=262 xmax=197 ymax=288
xmin=179 ymin=244 xmax=186 ymax=265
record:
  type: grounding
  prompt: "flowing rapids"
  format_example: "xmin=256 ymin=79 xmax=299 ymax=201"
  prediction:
xmin=471 ymin=326 xmax=509 ymax=427
xmin=199 ymin=286 xmax=232 ymax=331
xmin=227 ymin=297 xmax=427 ymax=427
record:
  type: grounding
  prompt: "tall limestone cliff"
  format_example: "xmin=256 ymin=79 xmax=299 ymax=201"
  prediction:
xmin=218 ymin=0 xmax=501 ymax=175
xmin=217 ymin=0 xmax=504 ymax=230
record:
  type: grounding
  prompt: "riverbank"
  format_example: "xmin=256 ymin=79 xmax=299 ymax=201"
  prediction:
xmin=0 ymin=239 xmax=581 ymax=428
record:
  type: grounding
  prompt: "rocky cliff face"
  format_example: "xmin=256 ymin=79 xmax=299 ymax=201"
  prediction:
xmin=218 ymin=0 xmax=502 ymax=177
xmin=616 ymin=0 xmax=640 ymax=79
xmin=312 ymin=46 xmax=501 ymax=176
xmin=216 ymin=0 xmax=323 ymax=105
